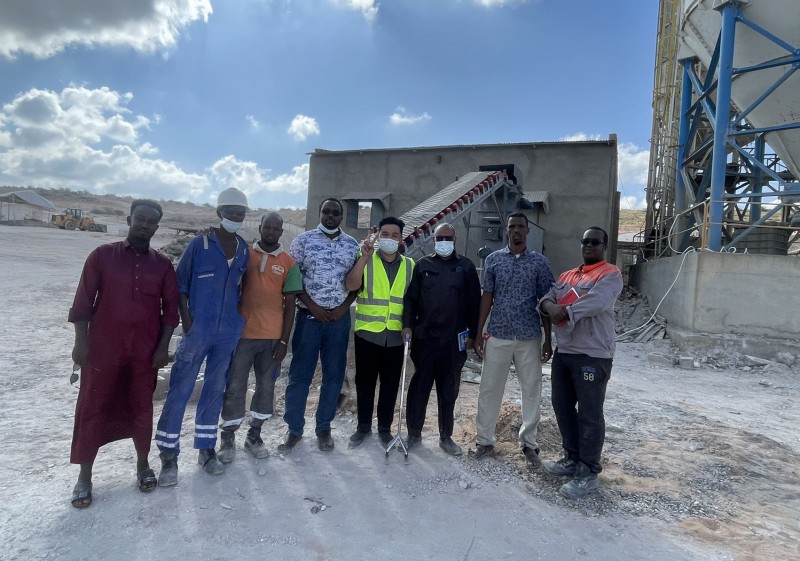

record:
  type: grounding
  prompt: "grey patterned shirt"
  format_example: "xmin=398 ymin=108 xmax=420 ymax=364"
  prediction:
xmin=482 ymin=246 xmax=555 ymax=340
xmin=289 ymin=227 xmax=359 ymax=309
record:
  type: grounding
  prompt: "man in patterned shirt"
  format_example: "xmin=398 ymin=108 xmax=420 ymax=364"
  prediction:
xmin=471 ymin=212 xmax=555 ymax=466
xmin=279 ymin=198 xmax=359 ymax=452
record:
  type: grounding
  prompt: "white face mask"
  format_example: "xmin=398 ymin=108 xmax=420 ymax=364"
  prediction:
xmin=434 ymin=240 xmax=454 ymax=257
xmin=220 ymin=218 xmax=243 ymax=233
xmin=318 ymin=223 xmax=339 ymax=235
xmin=378 ymin=238 xmax=399 ymax=255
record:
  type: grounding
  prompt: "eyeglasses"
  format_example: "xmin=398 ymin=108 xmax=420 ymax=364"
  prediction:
xmin=321 ymin=209 xmax=342 ymax=217
xmin=580 ymin=239 xmax=604 ymax=246
xmin=435 ymin=236 xmax=454 ymax=242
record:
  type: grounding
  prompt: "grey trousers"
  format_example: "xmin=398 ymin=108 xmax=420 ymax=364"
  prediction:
xmin=475 ymin=336 xmax=543 ymax=448
xmin=220 ymin=338 xmax=281 ymax=428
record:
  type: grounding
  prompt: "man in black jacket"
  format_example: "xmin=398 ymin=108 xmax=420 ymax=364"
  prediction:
xmin=402 ymin=223 xmax=481 ymax=456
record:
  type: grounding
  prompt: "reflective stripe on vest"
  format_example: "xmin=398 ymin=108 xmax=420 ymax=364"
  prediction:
xmin=354 ymin=253 xmax=414 ymax=333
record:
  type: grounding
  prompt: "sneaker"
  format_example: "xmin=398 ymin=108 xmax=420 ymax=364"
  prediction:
xmin=244 ymin=427 xmax=270 ymax=459
xmin=406 ymin=435 xmax=422 ymax=451
xmin=198 ymin=448 xmax=224 ymax=476
xmin=439 ymin=437 xmax=463 ymax=457
xmin=217 ymin=429 xmax=236 ymax=464
xmin=543 ymin=456 xmax=578 ymax=477
xmin=378 ymin=431 xmax=393 ymax=446
xmin=277 ymin=432 xmax=302 ymax=453
xmin=158 ymin=451 xmax=178 ymax=487
xmin=560 ymin=471 xmax=599 ymax=499
xmin=468 ymin=444 xmax=495 ymax=460
xmin=348 ymin=428 xmax=371 ymax=448
xmin=522 ymin=446 xmax=541 ymax=467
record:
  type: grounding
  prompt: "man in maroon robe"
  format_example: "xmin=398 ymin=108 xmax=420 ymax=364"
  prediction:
xmin=68 ymin=199 xmax=179 ymax=508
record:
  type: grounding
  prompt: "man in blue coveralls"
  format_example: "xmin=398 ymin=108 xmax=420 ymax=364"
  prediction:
xmin=156 ymin=187 xmax=250 ymax=485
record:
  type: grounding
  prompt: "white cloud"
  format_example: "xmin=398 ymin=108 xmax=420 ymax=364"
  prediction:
xmin=330 ymin=0 xmax=379 ymax=21
xmin=0 ymin=86 xmax=308 ymax=203
xmin=620 ymin=195 xmax=647 ymax=210
xmin=389 ymin=107 xmax=432 ymax=126
xmin=287 ymin=114 xmax=320 ymax=141
xmin=209 ymin=156 xmax=309 ymax=197
xmin=618 ymin=141 xmax=650 ymax=186
xmin=559 ymin=132 xmax=603 ymax=142
xmin=475 ymin=0 xmax=528 ymax=6
xmin=0 ymin=0 xmax=212 ymax=60
xmin=246 ymin=114 xmax=261 ymax=130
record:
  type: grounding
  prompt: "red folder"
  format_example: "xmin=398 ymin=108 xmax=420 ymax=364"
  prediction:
xmin=557 ymin=287 xmax=580 ymax=306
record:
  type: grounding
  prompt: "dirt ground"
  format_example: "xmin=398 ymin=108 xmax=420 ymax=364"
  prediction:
xmin=1 ymin=223 xmax=798 ymax=561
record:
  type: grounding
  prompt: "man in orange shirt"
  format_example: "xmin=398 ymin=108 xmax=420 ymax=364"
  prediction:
xmin=218 ymin=212 xmax=303 ymax=461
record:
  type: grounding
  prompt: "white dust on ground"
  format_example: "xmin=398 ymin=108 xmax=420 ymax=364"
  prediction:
xmin=2 ymin=224 xmax=796 ymax=561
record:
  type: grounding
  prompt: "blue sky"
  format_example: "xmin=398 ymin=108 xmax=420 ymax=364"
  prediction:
xmin=0 ymin=0 xmax=656 ymax=210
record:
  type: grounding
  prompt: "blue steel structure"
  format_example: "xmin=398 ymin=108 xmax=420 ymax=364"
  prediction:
xmin=676 ymin=0 xmax=800 ymax=252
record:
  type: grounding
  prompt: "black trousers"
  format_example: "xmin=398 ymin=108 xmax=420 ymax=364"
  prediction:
xmin=354 ymin=336 xmax=404 ymax=432
xmin=405 ymin=338 xmax=466 ymax=439
xmin=551 ymin=351 xmax=613 ymax=474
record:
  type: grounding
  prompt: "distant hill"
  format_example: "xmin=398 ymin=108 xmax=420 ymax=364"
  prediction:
xmin=1 ymin=185 xmax=645 ymax=235
xmin=0 ymin=186 xmax=307 ymax=230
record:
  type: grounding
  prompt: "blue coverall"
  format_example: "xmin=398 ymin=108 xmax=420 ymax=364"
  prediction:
xmin=155 ymin=231 xmax=249 ymax=453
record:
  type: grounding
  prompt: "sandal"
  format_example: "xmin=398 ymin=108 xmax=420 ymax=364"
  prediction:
xmin=71 ymin=480 xmax=93 ymax=509
xmin=137 ymin=468 xmax=158 ymax=493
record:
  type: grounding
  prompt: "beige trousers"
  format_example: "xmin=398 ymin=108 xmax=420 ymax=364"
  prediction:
xmin=475 ymin=336 xmax=542 ymax=448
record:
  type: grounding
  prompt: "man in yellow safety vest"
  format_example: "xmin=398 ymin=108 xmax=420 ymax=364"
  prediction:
xmin=345 ymin=216 xmax=415 ymax=447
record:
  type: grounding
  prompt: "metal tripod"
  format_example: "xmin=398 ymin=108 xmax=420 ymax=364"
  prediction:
xmin=385 ymin=337 xmax=411 ymax=460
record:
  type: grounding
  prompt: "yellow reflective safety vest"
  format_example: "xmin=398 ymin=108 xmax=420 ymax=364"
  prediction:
xmin=354 ymin=252 xmax=414 ymax=333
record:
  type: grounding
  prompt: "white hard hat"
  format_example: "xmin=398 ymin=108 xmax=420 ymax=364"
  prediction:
xmin=217 ymin=188 xmax=249 ymax=209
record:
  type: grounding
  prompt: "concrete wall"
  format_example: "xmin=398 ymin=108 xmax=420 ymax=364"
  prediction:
xmin=306 ymin=139 xmax=618 ymax=277
xmin=630 ymin=251 xmax=800 ymax=339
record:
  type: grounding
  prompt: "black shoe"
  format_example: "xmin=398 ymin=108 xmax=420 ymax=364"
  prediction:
xmin=522 ymin=446 xmax=540 ymax=467
xmin=439 ymin=437 xmax=463 ymax=457
xmin=543 ymin=455 xmax=578 ymax=477
xmin=277 ymin=432 xmax=302 ymax=452
xmin=468 ymin=444 xmax=495 ymax=460
xmin=198 ymin=448 xmax=224 ymax=476
xmin=378 ymin=431 xmax=393 ymax=446
xmin=560 ymin=464 xmax=599 ymax=499
xmin=349 ymin=428 xmax=371 ymax=448
xmin=406 ymin=435 xmax=422 ymax=451
xmin=317 ymin=429 xmax=334 ymax=452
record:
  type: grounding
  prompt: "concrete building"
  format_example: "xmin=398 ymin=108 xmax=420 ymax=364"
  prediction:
xmin=305 ymin=136 xmax=619 ymax=276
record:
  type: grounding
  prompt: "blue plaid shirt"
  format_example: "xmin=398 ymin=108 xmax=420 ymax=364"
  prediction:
xmin=482 ymin=247 xmax=555 ymax=340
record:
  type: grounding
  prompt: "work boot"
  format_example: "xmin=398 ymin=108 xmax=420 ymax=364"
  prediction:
xmin=439 ymin=437 xmax=463 ymax=457
xmin=406 ymin=434 xmax=422 ymax=451
xmin=198 ymin=448 xmax=225 ymax=476
xmin=317 ymin=429 xmax=335 ymax=452
xmin=559 ymin=464 xmax=599 ymax=499
xmin=543 ymin=455 xmax=578 ymax=477
xmin=244 ymin=426 xmax=270 ymax=459
xmin=158 ymin=451 xmax=178 ymax=487
xmin=522 ymin=446 xmax=541 ymax=468
xmin=217 ymin=428 xmax=237 ymax=464
xmin=468 ymin=444 xmax=494 ymax=461
xmin=348 ymin=425 xmax=371 ymax=448
xmin=277 ymin=431 xmax=302 ymax=453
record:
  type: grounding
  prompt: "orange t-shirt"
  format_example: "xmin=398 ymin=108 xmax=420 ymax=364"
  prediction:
xmin=240 ymin=245 xmax=302 ymax=339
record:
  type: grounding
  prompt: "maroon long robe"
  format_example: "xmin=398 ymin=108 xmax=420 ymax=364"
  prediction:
xmin=68 ymin=240 xmax=179 ymax=463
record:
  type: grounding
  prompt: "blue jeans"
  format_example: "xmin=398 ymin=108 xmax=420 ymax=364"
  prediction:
xmin=283 ymin=310 xmax=351 ymax=436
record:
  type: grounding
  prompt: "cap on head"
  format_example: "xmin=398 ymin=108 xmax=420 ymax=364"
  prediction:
xmin=217 ymin=188 xmax=249 ymax=209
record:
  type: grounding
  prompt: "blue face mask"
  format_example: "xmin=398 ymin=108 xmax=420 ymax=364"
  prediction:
xmin=434 ymin=240 xmax=454 ymax=257
xmin=318 ymin=223 xmax=339 ymax=235
xmin=220 ymin=218 xmax=243 ymax=233
xmin=378 ymin=238 xmax=399 ymax=255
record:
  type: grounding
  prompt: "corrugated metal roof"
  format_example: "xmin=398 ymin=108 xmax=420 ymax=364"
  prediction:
xmin=526 ymin=190 xmax=550 ymax=214
xmin=0 ymin=190 xmax=56 ymax=210
xmin=308 ymin=138 xmax=615 ymax=156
